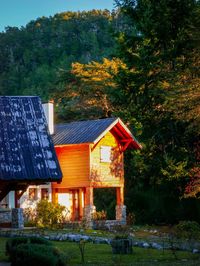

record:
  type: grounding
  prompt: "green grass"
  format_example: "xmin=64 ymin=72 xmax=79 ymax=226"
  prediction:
xmin=0 ymin=236 xmax=200 ymax=265
xmin=54 ymin=240 xmax=200 ymax=265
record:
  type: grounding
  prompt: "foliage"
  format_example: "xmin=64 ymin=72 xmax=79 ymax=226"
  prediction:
xmin=8 ymin=243 xmax=66 ymax=266
xmin=92 ymin=210 xmax=107 ymax=220
xmin=185 ymin=140 xmax=200 ymax=198
xmin=23 ymin=207 xmax=37 ymax=226
xmin=0 ymin=10 xmax=118 ymax=100
xmin=36 ymin=200 xmax=66 ymax=228
xmin=54 ymin=58 xmax=126 ymax=121
xmin=115 ymin=0 xmax=200 ymax=224
xmin=6 ymin=236 xmax=52 ymax=258
xmin=94 ymin=188 xmax=116 ymax=220
xmin=175 ymin=221 xmax=200 ymax=240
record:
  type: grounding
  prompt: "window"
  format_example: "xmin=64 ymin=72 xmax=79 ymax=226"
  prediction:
xmin=41 ymin=188 xmax=49 ymax=200
xmin=100 ymin=146 xmax=111 ymax=162
xmin=29 ymin=188 xmax=37 ymax=200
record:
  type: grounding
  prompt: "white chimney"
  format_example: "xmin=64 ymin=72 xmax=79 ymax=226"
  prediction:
xmin=42 ymin=101 xmax=54 ymax=135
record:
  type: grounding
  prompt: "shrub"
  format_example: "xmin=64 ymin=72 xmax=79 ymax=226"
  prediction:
xmin=92 ymin=210 xmax=107 ymax=230
xmin=9 ymin=243 xmax=66 ymax=266
xmin=92 ymin=210 xmax=107 ymax=220
xmin=6 ymin=237 xmax=52 ymax=258
xmin=175 ymin=220 xmax=200 ymax=240
xmin=36 ymin=200 xmax=66 ymax=228
xmin=23 ymin=207 xmax=37 ymax=226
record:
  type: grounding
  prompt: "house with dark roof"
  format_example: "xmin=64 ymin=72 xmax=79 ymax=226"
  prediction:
xmin=2 ymin=100 xmax=141 ymax=226
xmin=0 ymin=97 xmax=62 ymax=209
xmin=51 ymin=112 xmax=141 ymax=224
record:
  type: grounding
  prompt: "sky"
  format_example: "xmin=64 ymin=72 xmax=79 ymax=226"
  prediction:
xmin=0 ymin=0 xmax=115 ymax=32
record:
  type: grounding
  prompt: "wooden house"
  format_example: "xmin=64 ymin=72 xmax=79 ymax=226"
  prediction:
xmin=1 ymin=99 xmax=141 ymax=226
xmin=51 ymin=117 xmax=141 ymax=224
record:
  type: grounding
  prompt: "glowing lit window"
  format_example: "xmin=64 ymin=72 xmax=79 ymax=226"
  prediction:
xmin=29 ymin=188 xmax=37 ymax=200
xmin=100 ymin=146 xmax=111 ymax=162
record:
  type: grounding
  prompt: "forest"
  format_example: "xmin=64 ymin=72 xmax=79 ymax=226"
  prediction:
xmin=0 ymin=0 xmax=200 ymax=224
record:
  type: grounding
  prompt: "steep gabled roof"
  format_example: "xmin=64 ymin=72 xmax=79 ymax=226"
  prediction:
xmin=53 ymin=117 xmax=141 ymax=150
xmin=0 ymin=96 xmax=62 ymax=182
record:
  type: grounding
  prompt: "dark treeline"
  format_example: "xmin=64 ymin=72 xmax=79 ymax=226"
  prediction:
xmin=0 ymin=10 xmax=122 ymax=98
xmin=0 ymin=3 xmax=200 ymax=224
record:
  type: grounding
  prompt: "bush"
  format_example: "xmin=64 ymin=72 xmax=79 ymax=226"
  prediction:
xmin=36 ymin=200 xmax=66 ymax=228
xmin=6 ymin=237 xmax=52 ymax=258
xmin=92 ymin=210 xmax=107 ymax=220
xmin=9 ymin=243 xmax=66 ymax=266
xmin=175 ymin=220 xmax=200 ymax=240
xmin=23 ymin=207 xmax=37 ymax=226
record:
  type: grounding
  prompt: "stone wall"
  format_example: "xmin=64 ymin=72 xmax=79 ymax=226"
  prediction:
xmin=0 ymin=209 xmax=12 ymax=226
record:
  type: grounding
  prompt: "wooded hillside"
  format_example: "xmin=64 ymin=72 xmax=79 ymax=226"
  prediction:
xmin=0 ymin=10 xmax=119 ymax=98
xmin=0 ymin=3 xmax=200 ymax=224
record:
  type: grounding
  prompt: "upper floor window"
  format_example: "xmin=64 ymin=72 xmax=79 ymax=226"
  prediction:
xmin=100 ymin=146 xmax=111 ymax=162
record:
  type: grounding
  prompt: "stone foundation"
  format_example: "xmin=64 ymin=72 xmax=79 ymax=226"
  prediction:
xmin=116 ymin=205 xmax=126 ymax=224
xmin=11 ymin=208 xmax=24 ymax=229
xmin=0 ymin=209 xmax=11 ymax=227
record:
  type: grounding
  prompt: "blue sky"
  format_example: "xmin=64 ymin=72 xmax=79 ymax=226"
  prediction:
xmin=0 ymin=0 xmax=115 ymax=32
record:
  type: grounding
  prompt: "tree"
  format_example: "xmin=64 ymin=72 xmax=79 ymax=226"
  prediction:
xmin=115 ymin=0 xmax=200 ymax=223
xmin=54 ymin=58 xmax=126 ymax=121
xmin=0 ymin=10 xmax=117 ymax=99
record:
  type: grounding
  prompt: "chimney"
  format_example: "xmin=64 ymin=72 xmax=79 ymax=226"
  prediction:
xmin=42 ymin=101 xmax=54 ymax=135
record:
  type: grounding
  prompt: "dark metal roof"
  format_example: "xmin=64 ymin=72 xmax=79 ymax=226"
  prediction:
xmin=52 ymin=117 xmax=142 ymax=150
xmin=0 ymin=96 xmax=62 ymax=182
xmin=53 ymin=117 xmax=117 ymax=145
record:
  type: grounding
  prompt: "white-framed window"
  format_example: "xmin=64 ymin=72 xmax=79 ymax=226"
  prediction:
xmin=100 ymin=146 xmax=112 ymax=162
xmin=29 ymin=188 xmax=37 ymax=200
xmin=41 ymin=188 xmax=49 ymax=200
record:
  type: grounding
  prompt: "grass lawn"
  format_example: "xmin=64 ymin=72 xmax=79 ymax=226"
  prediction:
xmin=0 ymin=234 xmax=200 ymax=265
xmin=0 ymin=238 xmax=200 ymax=266
xmin=53 ymin=241 xmax=200 ymax=265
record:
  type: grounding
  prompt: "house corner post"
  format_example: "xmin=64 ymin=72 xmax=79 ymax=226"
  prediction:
xmin=116 ymin=187 xmax=126 ymax=224
xmin=83 ymin=187 xmax=96 ymax=228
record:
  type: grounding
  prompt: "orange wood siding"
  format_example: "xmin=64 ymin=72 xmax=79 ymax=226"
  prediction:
xmin=90 ymin=131 xmax=124 ymax=187
xmin=52 ymin=144 xmax=90 ymax=189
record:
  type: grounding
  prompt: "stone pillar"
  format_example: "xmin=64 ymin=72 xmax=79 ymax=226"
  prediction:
xmin=116 ymin=187 xmax=126 ymax=224
xmin=11 ymin=208 xmax=24 ymax=229
xmin=116 ymin=205 xmax=126 ymax=224
xmin=83 ymin=187 xmax=96 ymax=228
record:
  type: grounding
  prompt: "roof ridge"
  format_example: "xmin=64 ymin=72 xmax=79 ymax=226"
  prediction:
xmin=55 ymin=117 xmax=117 ymax=127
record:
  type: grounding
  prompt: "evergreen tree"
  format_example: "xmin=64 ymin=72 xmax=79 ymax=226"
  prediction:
xmin=115 ymin=0 xmax=200 ymax=223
